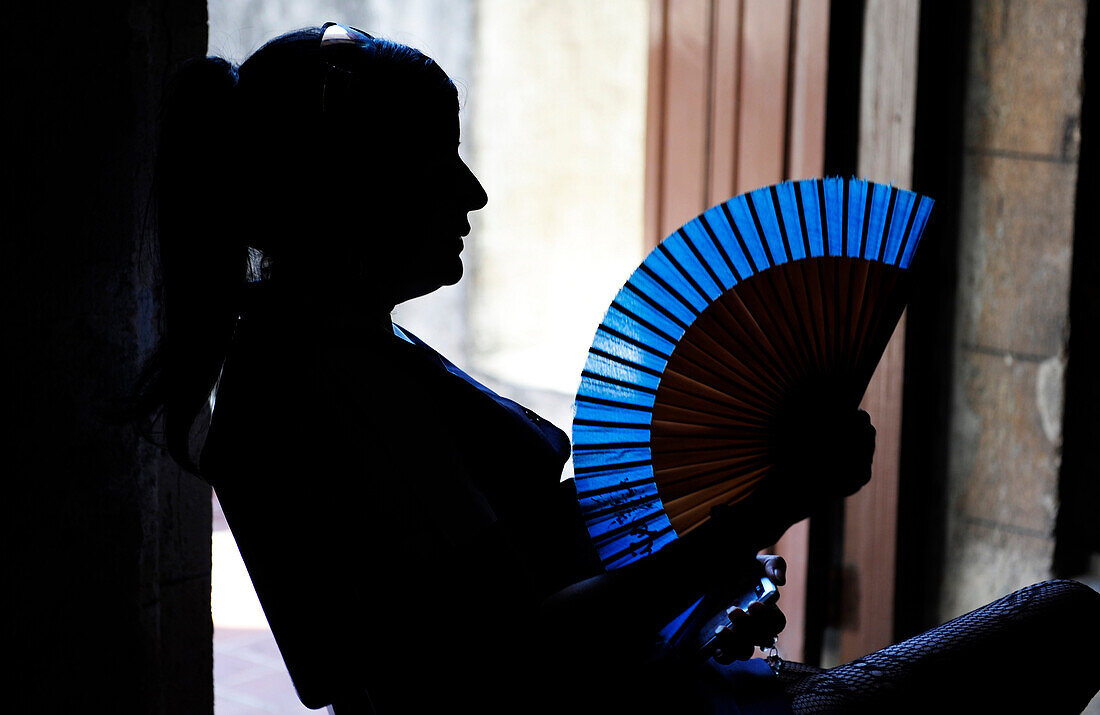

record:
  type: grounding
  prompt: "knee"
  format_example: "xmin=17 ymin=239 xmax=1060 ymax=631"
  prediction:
xmin=1030 ymin=579 xmax=1100 ymax=637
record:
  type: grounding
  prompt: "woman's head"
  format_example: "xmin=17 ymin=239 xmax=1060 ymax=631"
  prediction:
xmin=231 ymin=24 xmax=487 ymax=302
xmin=144 ymin=23 xmax=485 ymax=471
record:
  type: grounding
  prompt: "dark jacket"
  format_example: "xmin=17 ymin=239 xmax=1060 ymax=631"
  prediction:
xmin=202 ymin=291 xmax=600 ymax=712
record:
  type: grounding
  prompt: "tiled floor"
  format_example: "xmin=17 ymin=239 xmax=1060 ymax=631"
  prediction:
xmin=213 ymin=495 xmax=313 ymax=714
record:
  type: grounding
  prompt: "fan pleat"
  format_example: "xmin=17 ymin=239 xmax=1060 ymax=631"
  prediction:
xmin=573 ymin=178 xmax=932 ymax=570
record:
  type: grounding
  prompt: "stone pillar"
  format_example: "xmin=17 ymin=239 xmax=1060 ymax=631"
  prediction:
xmin=4 ymin=2 xmax=211 ymax=712
xmin=942 ymin=0 xmax=1086 ymax=618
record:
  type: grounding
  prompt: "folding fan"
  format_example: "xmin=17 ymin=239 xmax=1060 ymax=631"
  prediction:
xmin=572 ymin=177 xmax=933 ymax=571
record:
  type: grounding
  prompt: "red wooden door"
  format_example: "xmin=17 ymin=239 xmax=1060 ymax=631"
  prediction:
xmin=644 ymin=0 xmax=830 ymax=661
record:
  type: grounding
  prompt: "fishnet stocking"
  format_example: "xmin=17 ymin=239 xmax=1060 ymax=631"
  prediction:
xmin=777 ymin=580 xmax=1100 ymax=714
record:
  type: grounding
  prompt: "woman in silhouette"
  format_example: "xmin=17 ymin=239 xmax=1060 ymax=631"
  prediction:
xmin=140 ymin=23 xmax=1100 ymax=714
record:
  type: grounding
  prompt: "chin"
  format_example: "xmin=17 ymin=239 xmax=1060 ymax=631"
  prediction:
xmin=438 ymin=255 xmax=464 ymax=286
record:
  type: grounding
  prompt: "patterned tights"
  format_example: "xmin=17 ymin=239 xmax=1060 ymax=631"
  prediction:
xmin=777 ymin=580 xmax=1100 ymax=714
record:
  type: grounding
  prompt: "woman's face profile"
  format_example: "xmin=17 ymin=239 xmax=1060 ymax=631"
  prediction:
xmin=357 ymin=102 xmax=487 ymax=305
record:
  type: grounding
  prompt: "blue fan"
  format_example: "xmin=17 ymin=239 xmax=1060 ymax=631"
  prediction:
xmin=572 ymin=178 xmax=933 ymax=571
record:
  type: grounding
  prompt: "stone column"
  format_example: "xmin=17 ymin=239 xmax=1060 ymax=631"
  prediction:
xmin=942 ymin=0 xmax=1086 ymax=618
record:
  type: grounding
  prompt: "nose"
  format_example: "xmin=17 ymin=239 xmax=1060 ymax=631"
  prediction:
xmin=461 ymin=160 xmax=488 ymax=211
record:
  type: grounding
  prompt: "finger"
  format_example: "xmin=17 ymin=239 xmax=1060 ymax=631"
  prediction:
xmin=757 ymin=554 xmax=787 ymax=585
xmin=743 ymin=601 xmax=786 ymax=648
xmin=712 ymin=626 xmax=754 ymax=664
xmin=746 ymin=601 xmax=785 ymax=632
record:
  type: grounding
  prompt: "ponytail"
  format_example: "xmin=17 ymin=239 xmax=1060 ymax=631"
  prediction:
xmin=136 ymin=56 xmax=248 ymax=474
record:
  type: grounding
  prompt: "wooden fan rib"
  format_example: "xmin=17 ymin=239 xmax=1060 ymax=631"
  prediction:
xmin=651 ymin=445 xmax=770 ymax=483
xmin=709 ymin=199 xmax=811 ymax=386
xmin=659 ymin=332 xmax=785 ymax=403
xmin=655 ymin=452 xmax=771 ymax=484
xmin=771 ymin=184 xmax=825 ymax=368
xmin=657 ymin=366 xmax=776 ymax=420
xmin=850 ymin=263 xmax=898 ymax=371
xmin=651 ymin=432 xmax=770 ymax=447
xmin=658 ymin=323 xmax=788 ymax=408
xmin=654 ymin=449 xmax=772 ymax=483
xmin=845 ymin=260 xmax=871 ymax=377
xmin=799 ymin=181 xmax=836 ymax=367
xmin=655 ymin=377 xmax=773 ymax=425
xmin=843 ymin=186 xmax=896 ymax=377
xmin=852 ymin=274 xmax=909 ymax=395
xmin=651 ymin=401 xmax=770 ymax=431
xmin=664 ymin=469 xmax=766 ymax=515
xmin=732 ymin=270 xmax=811 ymax=380
xmin=667 ymin=470 xmax=771 ymax=534
xmin=802 ymin=258 xmax=833 ymax=371
xmin=821 ymin=181 xmax=850 ymax=381
xmin=688 ymin=296 xmax=796 ymax=397
xmin=784 ymin=183 xmax=832 ymax=369
xmin=744 ymin=192 xmax=815 ymax=378
xmin=650 ymin=439 xmax=771 ymax=459
xmin=655 ymin=457 xmax=771 ymax=503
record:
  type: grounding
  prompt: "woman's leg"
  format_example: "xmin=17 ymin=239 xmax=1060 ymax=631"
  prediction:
xmin=779 ymin=579 xmax=1100 ymax=714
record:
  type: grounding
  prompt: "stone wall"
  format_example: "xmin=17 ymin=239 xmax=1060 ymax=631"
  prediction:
xmin=941 ymin=0 xmax=1086 ymax=619
xmin=4 ymin=3 xmax=211 ymax=712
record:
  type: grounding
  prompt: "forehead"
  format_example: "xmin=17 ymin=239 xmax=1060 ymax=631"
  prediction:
xmin=386 ymin=97 xmax=460 ymax=144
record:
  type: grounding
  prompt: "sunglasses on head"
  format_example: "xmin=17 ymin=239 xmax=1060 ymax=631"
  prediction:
xmin=320 ymin=22 xmax=374 ymax=114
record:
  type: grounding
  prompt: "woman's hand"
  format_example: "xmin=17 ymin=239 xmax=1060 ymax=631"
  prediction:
xmin=704 ymin=407 xmax=876 ymax=554
xmin=711 ymin=554 xmax=787 ymax=664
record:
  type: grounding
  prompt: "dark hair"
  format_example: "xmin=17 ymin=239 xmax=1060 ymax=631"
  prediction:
xmin=133 ymin=26 xmax=458 ymax=473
